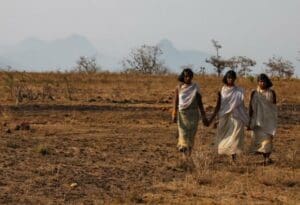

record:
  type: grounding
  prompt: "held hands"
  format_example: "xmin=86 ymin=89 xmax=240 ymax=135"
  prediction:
xmin=202 ymin=117 xmax=209 ymax=127
xmin=247 ymin=118 xmax=252 ymax=130
xmin=206 ymin=92 xmax=221 ymax=127
xmin=207 ymin=117 xmax=214 ymax=127
xmin=205 ymin=112 xmax=217 ymax=127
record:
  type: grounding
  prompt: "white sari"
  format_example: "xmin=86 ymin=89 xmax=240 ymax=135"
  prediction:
xmin=250 ymin=87 xmax=277 ymax=153
xmin=177 ymin=83 xmax=200 ymax=150
xmin=216 ymin=86 xmax=249 ymax=155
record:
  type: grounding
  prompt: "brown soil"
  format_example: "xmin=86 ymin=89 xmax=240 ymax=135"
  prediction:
xmin=0 ymin=72 xmax=299 ymax=204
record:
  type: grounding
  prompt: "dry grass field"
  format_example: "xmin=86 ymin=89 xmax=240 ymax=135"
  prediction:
xmin=0 ymin=71 xmax=299 ymax=204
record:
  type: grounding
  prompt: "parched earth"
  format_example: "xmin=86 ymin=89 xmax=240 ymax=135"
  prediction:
xmin=0 ymin=102 xmax=299 ymax=204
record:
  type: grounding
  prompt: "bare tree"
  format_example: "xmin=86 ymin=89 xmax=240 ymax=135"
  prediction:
xmin=264 ymin=56 xmax=294 ymax=78
xmin=211 ymin=39 xmax=222 ymax=58
xmin=206 ymin=56 xmax=237 ymax=77
xmin=122 ymin=45 xmax=168 ymax=74
xmin=229 ymin=56 xmax=256 ymax=77
xmin=207 ymin=39 xmax=257 ymax=77
xmin=206 ymin=39 xmax=230 ymax=76
xmin=197 ymin=66 xmax=206 ymax=75
xmin=75 ymin=56 xmax=101 ymax=74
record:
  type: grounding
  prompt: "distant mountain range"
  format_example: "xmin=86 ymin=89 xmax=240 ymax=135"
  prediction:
xmin=0 ymin=35 xmax=213 ymax=73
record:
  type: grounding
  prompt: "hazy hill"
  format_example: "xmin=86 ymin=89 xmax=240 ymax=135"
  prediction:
xmin=0 ymin=35 xmax=98 ymax=71
xmin=158 ymin=39 xmax=213 ymax=73
xmin=0 ymin=36 xmax=214 ymax=73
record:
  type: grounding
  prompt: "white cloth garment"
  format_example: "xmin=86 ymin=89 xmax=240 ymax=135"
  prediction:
xmin=250 ymin=87 xmax=277 ymax=153
xmin=218 ymin=86 xmax=249 ymax=125
xmin=250 ymin=88 xmax=277 ymax=136
xmin=178 ymin=83 xmax=199 ymax=111
xmin=216 ymin=85 xmax=248 ymax=155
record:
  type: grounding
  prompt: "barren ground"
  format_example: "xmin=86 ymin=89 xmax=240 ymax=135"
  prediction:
xmin=0 ymin=72 xmax=299 ymax=204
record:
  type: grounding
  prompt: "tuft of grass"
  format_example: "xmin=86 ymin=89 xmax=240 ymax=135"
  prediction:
xmin=35 ymin=144 xmax=50 ymax=156
xmin=129 ymin=191 xmax=145 ymax=204
xmin=197 ymin=174 xmax=212 ymax=185
xmin=7 ymin=141 xmax=20 ymax=149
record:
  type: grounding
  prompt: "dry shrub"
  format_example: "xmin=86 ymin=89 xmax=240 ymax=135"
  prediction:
xmin=7 ymin=141 xmax=20 ymax=149
xmin=63 ymin=76 xmax=74 ymax=100
xmin=35 ymin=144 xmax=51 ymax=156
xmin=129 ymin=191 xmax=145 ymax=204
xmin=1 ymin=71 xmax=299 ymax=105
xmin=258 ymin=169 xmax=298 ymax=188
xmin=192 ymin=149 xmax=215 ymax=186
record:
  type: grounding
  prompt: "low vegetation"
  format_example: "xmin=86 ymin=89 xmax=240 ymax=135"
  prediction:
xmin=0 ymin=71 xmax=299 ymax=204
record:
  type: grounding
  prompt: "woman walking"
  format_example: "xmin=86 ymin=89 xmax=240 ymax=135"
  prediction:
xmin=172 ymin=68 xmax=208 ymax=162
xmin=209 ymin=70 xmax=249 ymax=162
xmin=249 ymin=73 xmax=277 ymax=165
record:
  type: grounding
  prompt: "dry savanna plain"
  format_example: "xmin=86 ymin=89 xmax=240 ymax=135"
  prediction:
xmin=0 ymin=71 xmax=299 ymax=204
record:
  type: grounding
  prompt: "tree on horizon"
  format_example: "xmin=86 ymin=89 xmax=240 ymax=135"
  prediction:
xmin=122 ymin=45 xmax=169 ymax=74
xmin=264 ymin=56 xmax=294 ymax=78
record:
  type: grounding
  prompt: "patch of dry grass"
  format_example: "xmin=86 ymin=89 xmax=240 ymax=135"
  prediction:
xmin=0 ymin=71 xmax=299 ymax=204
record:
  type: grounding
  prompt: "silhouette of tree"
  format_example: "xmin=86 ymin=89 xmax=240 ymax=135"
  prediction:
xmin=206 ymin=39 xmax=239 ymax=76
xmin=122 ymin=45 xmax=168 ymax=74
xmin=264 ymin=56 xmax=294 ymax=78
xmin=197 ymin=66 xmax=206 ymax=75
xmin=212 ymin=39 xmax=222 ymax=58
xmin=229 ymin=56 xmax=256 ymax=77
xmin=75 ymin=56 xmax=101 ymax=73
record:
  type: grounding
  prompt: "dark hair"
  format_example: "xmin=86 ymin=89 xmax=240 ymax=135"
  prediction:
xmin=178 ymin=68 xmax=194 ymax=82
xmin=257 ymin=73 xmax=273 ymax=88
xmin=223 ymin=70 xmax=237 ymax=84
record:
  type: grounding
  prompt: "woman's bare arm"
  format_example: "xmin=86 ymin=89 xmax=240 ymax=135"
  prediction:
xmin=249 ymin=90 xmax=255 ymax=118
xmin=208 ymin=92 xmax=221 ymax=125
xmin=271 ymin=89 xmax=277 ymax=104
xmin=172 ymin=87 xmax=179 ymax=123
xmin=248 ymin=90 xmax=255 ymax=129
xmin=197 ymin=93 xmax=208 ymax=126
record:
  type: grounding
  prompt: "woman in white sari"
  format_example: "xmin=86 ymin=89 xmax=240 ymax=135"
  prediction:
xmin=249 ymin=74 xmax=277 ymax=165
xmin=209 ymin=70 xmax=249 ymax=162
xmin=172 ymin=68 xmax=208 ymax=161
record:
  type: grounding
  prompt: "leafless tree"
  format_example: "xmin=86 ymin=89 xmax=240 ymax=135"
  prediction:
xmin=264 ymin=56 xmax=294 ymax=78
xmin=122 ymin=45 xmax=168 ymax=74
xmin=206 ymin=39 xmax=230 ymax=76
xmin=75 ymin=56 xmax=101 ymax=74
xmin=197 ymin=66 xmax=206 ymax=75
xmin=229 ymin=56 xmax=256 ymax=77
xmin=206 ymin=56 xmax=237 ymax=77
xmin=211 ymin=39 xmax=222 ymax=58
xmin=207 ymin=39 xmax=257 ymax=77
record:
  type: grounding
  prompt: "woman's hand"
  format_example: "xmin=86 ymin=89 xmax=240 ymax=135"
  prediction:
xmin=202 ymin=117 xmax=209 ymax=127
xmin=246 ymin=123 xmax=252 ymax=130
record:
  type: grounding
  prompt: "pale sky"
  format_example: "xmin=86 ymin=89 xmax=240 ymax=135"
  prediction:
xmin=1 ymin=0 xmax=300 ymax=73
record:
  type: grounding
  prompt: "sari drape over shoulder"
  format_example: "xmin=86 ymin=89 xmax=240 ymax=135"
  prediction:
xmin=216 ymin=86 xmax=248 ymax=155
